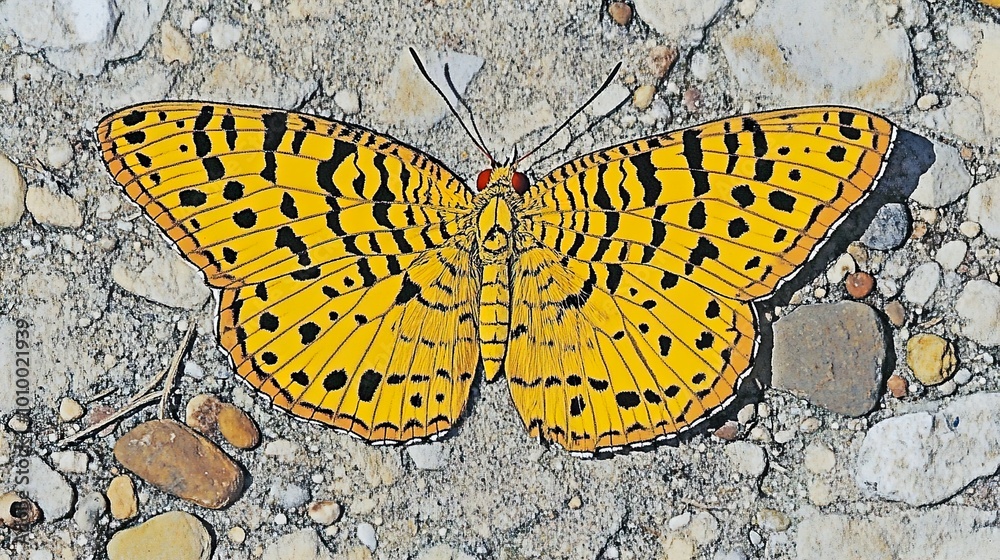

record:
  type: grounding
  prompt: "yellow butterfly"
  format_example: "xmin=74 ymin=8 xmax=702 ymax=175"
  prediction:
xmin=97 ymin=75 xmax=894 ymax=455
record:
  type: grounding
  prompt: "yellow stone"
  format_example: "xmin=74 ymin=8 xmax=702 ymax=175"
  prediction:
xmin=906 ymin=333 xmax=957 ymax=385
xmin=633 ymin=85 xmax=656 ymax=110
xmin=218 ymin=404 xmax=260 ymax=449
xmin=107 ymin=511 xmax=211 ymax=560
xmin=107 ymin=475 xmax=138 ymax=520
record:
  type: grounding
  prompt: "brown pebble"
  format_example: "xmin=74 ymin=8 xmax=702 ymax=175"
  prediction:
xmin=911 ymin=221 xmax=928 ymax=239
xmin=684 ymin=87 xmax=701 ymax=112
xmin=86 ymin=405 xmax=120 ymax=437
xmin=906 ymin=333 xmax=957 ymax=386
xmin=884 ymin=300 xmax=906 ymax=327
xmin=0 ymin=492 xmax=42 ymax=531
xmin=217 ymin=404 xmax=260 ymax=450
xmin=608 ymin=2 xmax=633 ymax=26
xmin=647 ymin=45 xmax=678 ymax=79
xmin=185 ymin=393 xmax=224 ymax=435
xmin=713 ymin=420 xmax=740 ymax=440
xmin=107 ymin=475 xmax=138 ymax=520
xmin=114 ymin=419 xmax=245 ymax=509
xmin=845 ymin=271 xmax=875 ymax=298
xmin=887 ymin=374 xmax=908 ymax=398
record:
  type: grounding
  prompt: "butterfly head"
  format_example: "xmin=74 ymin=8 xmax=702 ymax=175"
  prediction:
xmin=476 ymin=167 xmax=530 ymax=195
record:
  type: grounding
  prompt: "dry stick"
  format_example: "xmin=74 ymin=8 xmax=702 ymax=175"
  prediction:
xmin=84 ymin=386 xmax=118 ymax=405
xmin=55 ymin=324 xmax=197 ymax=447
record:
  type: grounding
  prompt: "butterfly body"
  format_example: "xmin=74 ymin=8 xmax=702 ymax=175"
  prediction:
xmin=98 ymin=101 xmax=894 ymax=455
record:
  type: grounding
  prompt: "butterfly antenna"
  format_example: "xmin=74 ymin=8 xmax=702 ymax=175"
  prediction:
xmin=513 ymin=61 xmax=624 ymax=168
xmin=409 ymin=48 xmax=496 ymax=165
xmin=443 ymin=63 xmax=491 ymax=161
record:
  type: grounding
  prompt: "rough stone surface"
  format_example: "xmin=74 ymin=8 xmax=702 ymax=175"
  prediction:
xmin=724 ymin=442 xmax=767 ymax=477
xmin=906 ymin=333 xmax=958 ymax=385
xmin=910 ymin=141 xmax=974 ymax=208
xmin=772 ymin=302 xmax=887 ymax=416
xmin=633 ymin=0 xmax=728 ymax=42
xmin=902 ymin=262 xmax=941 ymax=306
xmin=111 ymin=249 xmax=211 ymax=309
xmin=967 ymin=25 xmax=1000 ymax=137
xmin=113 ymin=419 xmax=245 ymax=509
xmin=0 ymin=152 xmax=25 ymax=228
xmin=966 ymin=177 xmax=1000 ymax=240
xmin=856 ymin=393 xmax=1000 ymax=505
xmin=25 ymin=187 xmax=83 ymax=228
xmin=261 ymin=529 xmax=335 ymax=560
xmin=956 ymin=280 xmax=1000 ymax=346
xmin=15 ymin=456 xmax=74 ymax=520
xmin=106 ymin=511 xmax=212 ymax=560
xmin=720 ymin=0 xmax=915 ymax=108
xmin=407 ymin=443 xmax=448 ymax=470
xmin=860 ymin=203 xmax=910 ymax=250
xmin=378 ymin=50 xmax=483 ymax=129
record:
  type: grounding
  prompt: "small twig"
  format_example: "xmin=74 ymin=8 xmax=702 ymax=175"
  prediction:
xmin=680 ymin=497 xmax=724 ymax=511
xmin=158 ymin=323 xmax=196 ymax=419
xmin=55 ymin=393 xmax=162 ymax=447
xmin=84 ymin=386 xmax=118 ymax=405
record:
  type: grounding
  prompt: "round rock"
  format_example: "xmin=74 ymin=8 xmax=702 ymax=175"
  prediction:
xmin=956 ymin=280 xmax=1000 ymax=346
xmin=218 ymin=404 xmax=260 ymax=449
xmin=106 ymin=511 xmax=212 ymax=560
xmin=906 ymin=333 xmax=957 ymax=386
xmin=860 ymin=203 xmax=910 ymax=251
xmin=902 ymin=262 xmax=941 ymax=307
xmin=113 ymin=419 xmax=245 ymax=509
xmin=771 ymin=301 xmax=888 ymax=416
xmin=724 ymin=441 xmax=767 ymax=477
xmin=308 ymin=500 xmax=342 ymax=526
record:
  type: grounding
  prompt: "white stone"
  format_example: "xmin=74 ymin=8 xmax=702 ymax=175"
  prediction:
xmin=0 ymin=81 xmax=14 ymax=103
xmin=50 ymin=450 xmax=88 ymax=474
xmin=803 ymin=443 xmax=836 ymax=473
xmin=263 ymin=439 xmax=303 ymax=462
xmin=967 ymin=25 xmax=1000 ymax=138
xmin=270 ymin=481 xmax=311 ymax=509
xmin=261 ymin=529 xmax=335 ymax=560
xmin=406 ymin=443 xmax=448 ymax=470
xmin=307 ymin=501 xmax=342 ymax=526
xmin=111 ymin=249 xmax=210 ymax=310
xmin=16 ymin=456 xmax=74 ymax=519
xmin=911 ymin=30 xmax=932 ymax=50
xmin=826 ymin=253 xmax=856 ymax=284
xmin=916 ymin=93 xmax=939 ymax=111
xmin=720 ymin=0 xmax=915 ymax=108
xmin=959 ymin=220 xmax=981 ymax=238
xmin=72 ymin=491 xmax=106 ymax=531
xmin=58 ymin=397 xmax=84 ymax=422
xmin=191 ymin=17 xmax=211 ymax=35
xmin=910 ymin=141 xmax=973 ymax=208
xmin=378 ymin=50 xmax=483 ymax=129
xmin=333 ymin=89 xmax=361 ymax=115
xmin=687 ymin=512 xmax=720 ymax=545
xmin=668 ymin=512 xmax=692 ymax=530
xmin=633 ymin=0 xmax=728 ymax=42
xmin=25 ymin=187 xmax=83 ymax=228
xmin=956 ymin=280 xmax=1000 ymax=346
xmin=210 ymin=21 xmax=242 ymax=50
xmin=724 ymin=442 xmax=767 ymax=477
xmin=856 ymin=393 xmax=1000 ymax=505
xmin=935 ymin=240 xmax=967 ymax=271
xmin=948 ymin=26 xmax=977 ymax=51
xmin=966 ymin=177 xmax=1000 ymax=240
xmin=357 ymin=522 xmax=378 ymax=551
xmin=45 ymin=138 xmax=73 ymax=168
xmin=0 ymin=152 xmax=26 ymax=228
xmin=902 ymin=262 xmax=940 ymax=306
xmin=942 ymin=96 xmax=989 ymax=145
xmin=955 ymin=368 xmax=974 ymax=385
xmin=797 ymin=507 xmax=1000 ymax=559
xmin=588 ymin=83 xmax=630 ymax=117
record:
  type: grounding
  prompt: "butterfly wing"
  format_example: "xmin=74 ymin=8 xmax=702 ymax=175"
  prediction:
xmin=508 ymin=106 xmax=896 ymax=454
xmin=98 ymin=102 xmax=480 ymax=443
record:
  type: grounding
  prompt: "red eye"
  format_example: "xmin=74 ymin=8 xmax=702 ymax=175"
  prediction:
xmin=511 ymin=171 xmax=530 ymax=194
xmin=476 ymin=169 xmax=492 ymax=191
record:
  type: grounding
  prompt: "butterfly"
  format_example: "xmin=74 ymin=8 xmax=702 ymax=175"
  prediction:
xmin=97 ymin=91 xmax=894 ymax=456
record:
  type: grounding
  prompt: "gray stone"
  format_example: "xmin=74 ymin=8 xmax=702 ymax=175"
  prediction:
xmin=772 ymin=302 xmax=887 ymax=416
xmin=966 ymin=177 xmax=1000 ymax=240
xmin=902 ymin=262 xmax=941 ymax=307
xmin=856 ymin=393 xmax=1000 ymax=505
xmin=407 ymin=443 xmax=448 ymax=470
xmin=720 ymin=0 xmax=915 ymax=108
xmin=956 ymin=280 xmax=1000 ymax=346
xmin=724 ymin=442 xmax=767 ymax=477
xmin=935 ymin=240 xmax=968 ymax=271
xmin=15 ymin=456 xmax=75 ymax=519
xmin=797 ymin=507 xmax=1000 ymax=560
xmin=860 ymin=203 xmax=910 ymax=250
xmin=633 ymin=0 xmax=728 ymax=42
xmin=111 ymin=248 xmax=210 ymax=310
xmin=73 ymin=491 xmax=107 ymax=531
xmin=910 ymin=141 xmax=974 ymax=208
xmin=261 ymin=529 xmax=334 ymax=560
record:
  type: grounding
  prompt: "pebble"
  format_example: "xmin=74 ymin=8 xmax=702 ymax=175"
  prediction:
xmin=860 ymin=203 xmax=910 ymax=250
xmin=72 ymin=491 xmax=106 ymax=531
xmin=772 ymin=302 xmax=887 ymax=416
xmin=798 ymin=507 xmax=1000 ymax=560
xmin=218 ymin=403 xmax=260 ymax=449
xmin=45 ymin=138 xmax=73 ymax=168
xmin=825 ymin=253 xmax=856 ymax=284
xmin=966 ymin=177 xmax=1000 ymax=240
xmin=357 ymin=522 xmax=378 ymax=551
xmin=713 ymin=421 xmax=740 ymax=440
xmin=959 ymin=220 xmax=981 ymax=238
xmin=111 ymin=249 xmax=211 ymax=310
xmin=58 ymin=397 xmax=84 ymax=422
xmin=0 ymin=152 xmax=25 ymax=228
xmin=856 ymin=393 xmax=1000 ymax=505
xmin=755 ymin=509 xmax=790 ymax=532
xmin=938 ymin=379 xmax=957 ymax=396
xmin=270 ymin=480 xmax=311 ymax=509
xmin=737 ymin=404 xmax=756 ymax=424
xmin=799 ymin=417 xmax=821 ymax=433
xmin=647 ymin=45 xmax=679 ymax=79
xmin=803 ymin=443 xmax=836 ymax=473
xmin=261 ymin=529 xmax=336 ymax=560
xmin=844 ymin=271 xmax=874 ymax=298
xmin=955 ymin=368 xmax=974 ymax=385
xmin=308 ymin=500 xmax=342 ymax=525
xmin=956 ymin=280 xmax=1000 ymax=346
xmin=773 ymin=429 xmax=796 ymax=444
xmin=107 ymin=475 xmax=138 ymax=520
xmin=7 ymin=415 xmax=29 ymax=432
xmin=719 ymin=0 xmax=914 ymax=108
xmin=632 ymin=84 xmax=656 ymax=110
xmin=886 ymin=374 xmax=908 ymax=398
xmin=910 ymin=141 xmax=974 ymax=208
xmin=49 ymin=450 xmax=88 ymax=474
xmin=916 ymin=93 xmax=939 ymax=110
xmin=902 ymin=262 xmax=940 ymax=306
xmin=25 ymin=187 xmax=83 ymax=228
xmin=687 ymin=511 xmax=720 ymax=545
xmin=15 ymin=456 xmax=74 ymax=519
xmin=161 ymin=21 xmax=193 ymax=64
xmin=263 ymin=439 xmax=303 ymax=462
xmin=884 ymin=300 xmax=906 ymax=327
xmin=724 ymin=441 xmax=767 ymax=477
xmin=191 ymin=17 xmax=211 ymax=35
xmin=0 ymin=81 xmax=14 ymax=103
xmin=107 ymin=511 xmax=212 ymax=560
xmin=0 ymin=492 xmax=41 ymax=530
xmin=334 ymin=89 xmax=361 ymax=115
xmin=227 ymin=526 xmax=247 ymax=544
xmin=633 ymin=0 xmax=728 ymax=41
xmin=185 ymin=393 xmax=223 ymax=434
xmin=935 ymin=240 xmax=967 ymax=271
xmin=113 ymin=419 xmax=245 ymax=509
xmin=568 ymin=495 xmax=583 ymax=510
xmin=608 ymin=2 xmax=633 ymax=25
xmin=668 ymin=511 xmax=691 ymax=530
xmin=906 ymin=333 xmax=957 ymax=386
xmin=406 ymin=443 xmax=448 ymax=470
